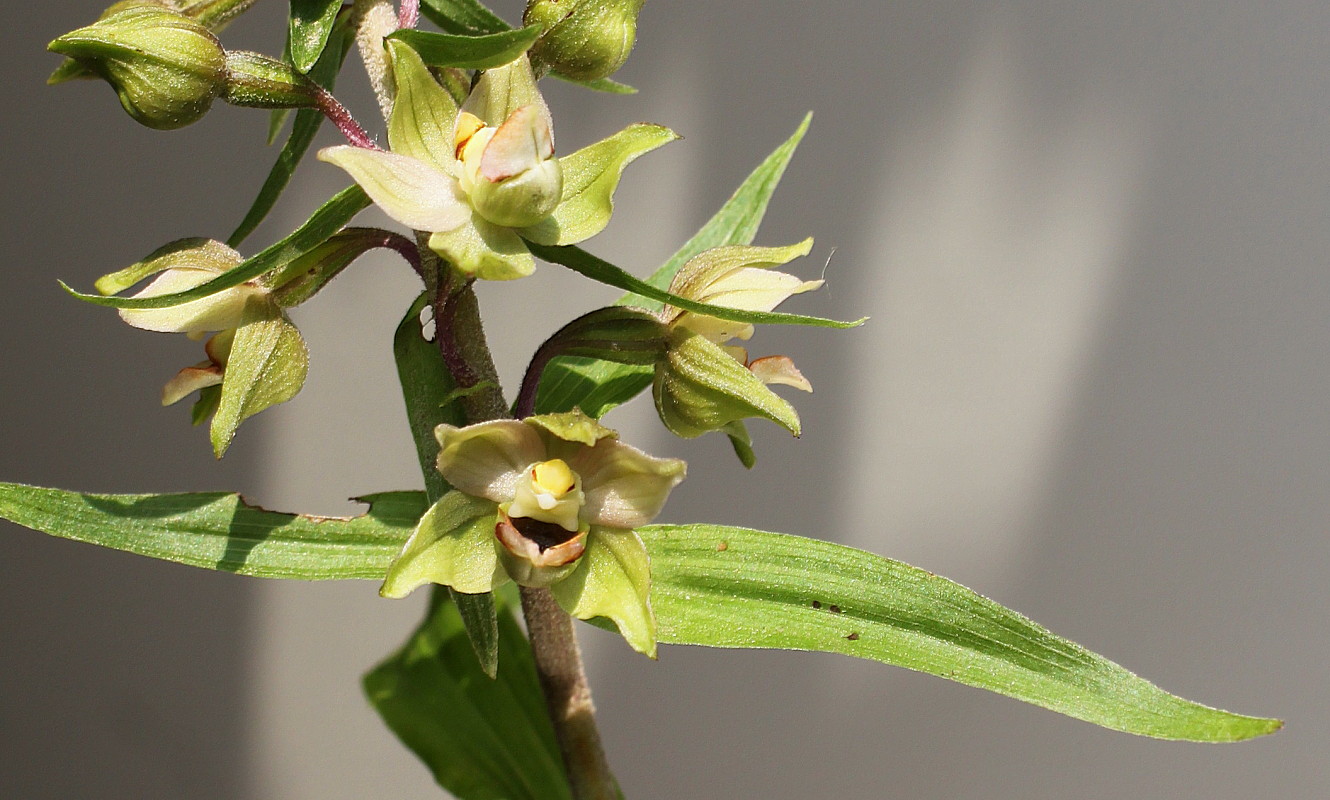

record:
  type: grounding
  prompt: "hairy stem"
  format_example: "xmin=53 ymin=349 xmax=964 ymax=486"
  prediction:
xmin=313 ymin=86 xmax=379 ymax=149
xmin=520 ymin=586 xmax=620 ymax=800
xmin=352 ymin=6 xmax=618 ymax=791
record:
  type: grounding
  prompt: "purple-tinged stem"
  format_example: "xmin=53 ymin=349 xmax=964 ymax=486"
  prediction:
xmin=314 ymin=86 xmax=379 ymax=149
xmin=398 ymin=0 xmax=420 ymax=29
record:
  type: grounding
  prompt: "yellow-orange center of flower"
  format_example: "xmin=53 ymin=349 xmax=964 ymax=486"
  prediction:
xmin=530 ymin=459 xmax=576 ymax=499
xmin=454 ymin=111 xmax=487 ymax=161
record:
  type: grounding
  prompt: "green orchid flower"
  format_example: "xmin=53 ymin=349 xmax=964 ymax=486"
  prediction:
xmin=102 ymin=238 xmax=308 ymax=457
xmin=653 ymin=240 xmax=822 ymax=443
xmin=381 ymin=411 xmax=686 ymax=657
xmin=320 ymin=41 xmax=677 ymax=280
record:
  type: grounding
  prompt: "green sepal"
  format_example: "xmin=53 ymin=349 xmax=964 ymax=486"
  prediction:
xmin=386 ymin=39 xmax=460 ymax=171
xmin=381 ymin=491 xmax=504 ymax=597
xmin=95 ymin=237 xmax=241 ymax=296
xmin=524 ymin=409 xmax=617 ymax=446
xmin=210 ymin=312 xmax=308 ymax=457
xmin=520 ymin=123 xmax=678 ymax=246
xmin=653 ymin=329 xmax=801 ymax=438
xmin=428 ymin=215 xmax=536 ymax=281
xmin=526 ymin=241 xmax=863 ymax=330
xmin=388 ymin=27 xmax=543 ymax=70
xmin=65 ymin=185 xmax=370 ymax=309
xmin=550 ymin=527 xmax=655 ymax=657
xmin=287 ymin=0 xmax=342 ymax=72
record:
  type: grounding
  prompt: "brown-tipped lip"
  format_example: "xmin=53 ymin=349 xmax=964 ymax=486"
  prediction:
xmin=495 ymin=512 xmax=587 ymax=568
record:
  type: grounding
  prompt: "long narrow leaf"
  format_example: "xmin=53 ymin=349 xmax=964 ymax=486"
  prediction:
xmin=638 ymin=523 xmax=1282 ymax=743
xmin=393 ymin=292 xmax=500 ymax=673
xmin=0 ymin=482 xmax=422 ymax=579
xmin=535 ymin=114 xmax=812 ymax=416
xmin=1 ymin=480 xmax=1282 ymax=741
xmin=65 ymin=186 xmax=370 ymax=309
xmin=229 ymin=21 xmax=353 ymax=247
xmin=365 ymin=588 xmax=573 ymax=800
xmin=389 ymin=27 xmax=542 ymax=70
xmin=419 ymin=0 xmax=509 ymax=35
xmin=527 ymin=241 xmax=862 ymax=330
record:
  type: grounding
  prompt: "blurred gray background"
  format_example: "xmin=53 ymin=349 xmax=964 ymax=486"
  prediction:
xmin=2 ymin=1 xmax=1325 ymax=797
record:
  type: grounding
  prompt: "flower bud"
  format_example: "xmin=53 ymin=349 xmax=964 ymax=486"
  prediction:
xmin=47 ymin=7 xmax=227 ymax=130
xmin=524 ymin=0 xmax=645 ymax=81
xmin=456 ymin=108 xmax=564 ymax=228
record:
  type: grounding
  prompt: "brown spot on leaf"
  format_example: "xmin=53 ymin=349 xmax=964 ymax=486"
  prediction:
xmin=716 ymin=540 xmax=728 ymax=551
xmin=811 ymin=600 xmax=822 ymax=609
xmin=829 ymin=604 xmax=842 ymax=614
xmin=846 ymin=632 xmax=860 ymax=641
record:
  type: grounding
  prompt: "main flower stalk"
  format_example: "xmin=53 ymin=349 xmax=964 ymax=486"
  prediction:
xmin=345 ymin=7 xmax=618 ymax=793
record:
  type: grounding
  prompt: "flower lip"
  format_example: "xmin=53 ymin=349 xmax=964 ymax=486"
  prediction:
xmin=496 ymin=509 xmax=588 ymax=568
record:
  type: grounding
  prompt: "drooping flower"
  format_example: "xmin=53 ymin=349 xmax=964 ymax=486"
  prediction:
xmin=101 ymin=238 xmax=308 ymax=456
xmin=319 ymin=41 xmax=676 ymax=280
xmin=381 ymin=411 xmax=685 ymax=657
xmin=652 ymin=240 xmax=822 ymax=450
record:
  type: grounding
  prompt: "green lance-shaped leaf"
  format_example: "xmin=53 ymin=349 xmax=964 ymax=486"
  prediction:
xmin=388 ymin=27 xmax=543 ymax=70
xmin=365 ymin=588 xmax=574 ymax=800
xmin=211 ymin=313 xmax=308 ymax=457
xmin=0 ymin=483 xmax=423 ymax=579
xmin=638 ymin=523 xmax=1283 ymax=743
xmin=393 ymin=293 xmax=501 ymax=675
xmin=229 ymin=18 xmax=352 ymax=248
xmin=417 ymin=0 xmax=636 ymax=92
xmin=526 ymin=241 xmax=862 ymax=330
xmin=0 ymin=482 xmax=1281 ymax=741
xmin=65 ymin=185 xmax=370 ymax=309
xmin=287 ymin=0 xmax=342 ymax=73
xmin=535 ymin=113 xmax=812 ymax=416
xmin=419 ymin=0 xmax=510 ymax=35
xmin=520 ymin=123 xmax=680 ymax=247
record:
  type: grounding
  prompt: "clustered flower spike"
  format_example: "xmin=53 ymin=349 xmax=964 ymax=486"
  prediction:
xmin=652 ymin=240 xmax=822 ymax=446
xmin=319 ymin=41 xmax=677 ymax=280
xmin=381 ymin=411 xmax=686 ymax=657
xmin=99 ymin=238 xmax=309 ymax=457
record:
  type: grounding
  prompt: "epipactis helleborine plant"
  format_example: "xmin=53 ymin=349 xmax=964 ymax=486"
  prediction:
xmin=319 ymin=41 xmax=676 ymax=281
xmin=381 ymin=410 xmax=685 ymax=657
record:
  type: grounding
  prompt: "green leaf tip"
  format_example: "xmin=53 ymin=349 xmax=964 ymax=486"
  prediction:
xmin=639 ymin=523 xmax=1282 ymax=743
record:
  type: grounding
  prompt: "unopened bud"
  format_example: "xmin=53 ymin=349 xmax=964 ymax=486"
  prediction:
xmin=47 ymin=7 xmax=227 ymax=130
xmin=524 ymin=0 xmax=645 ymax=82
